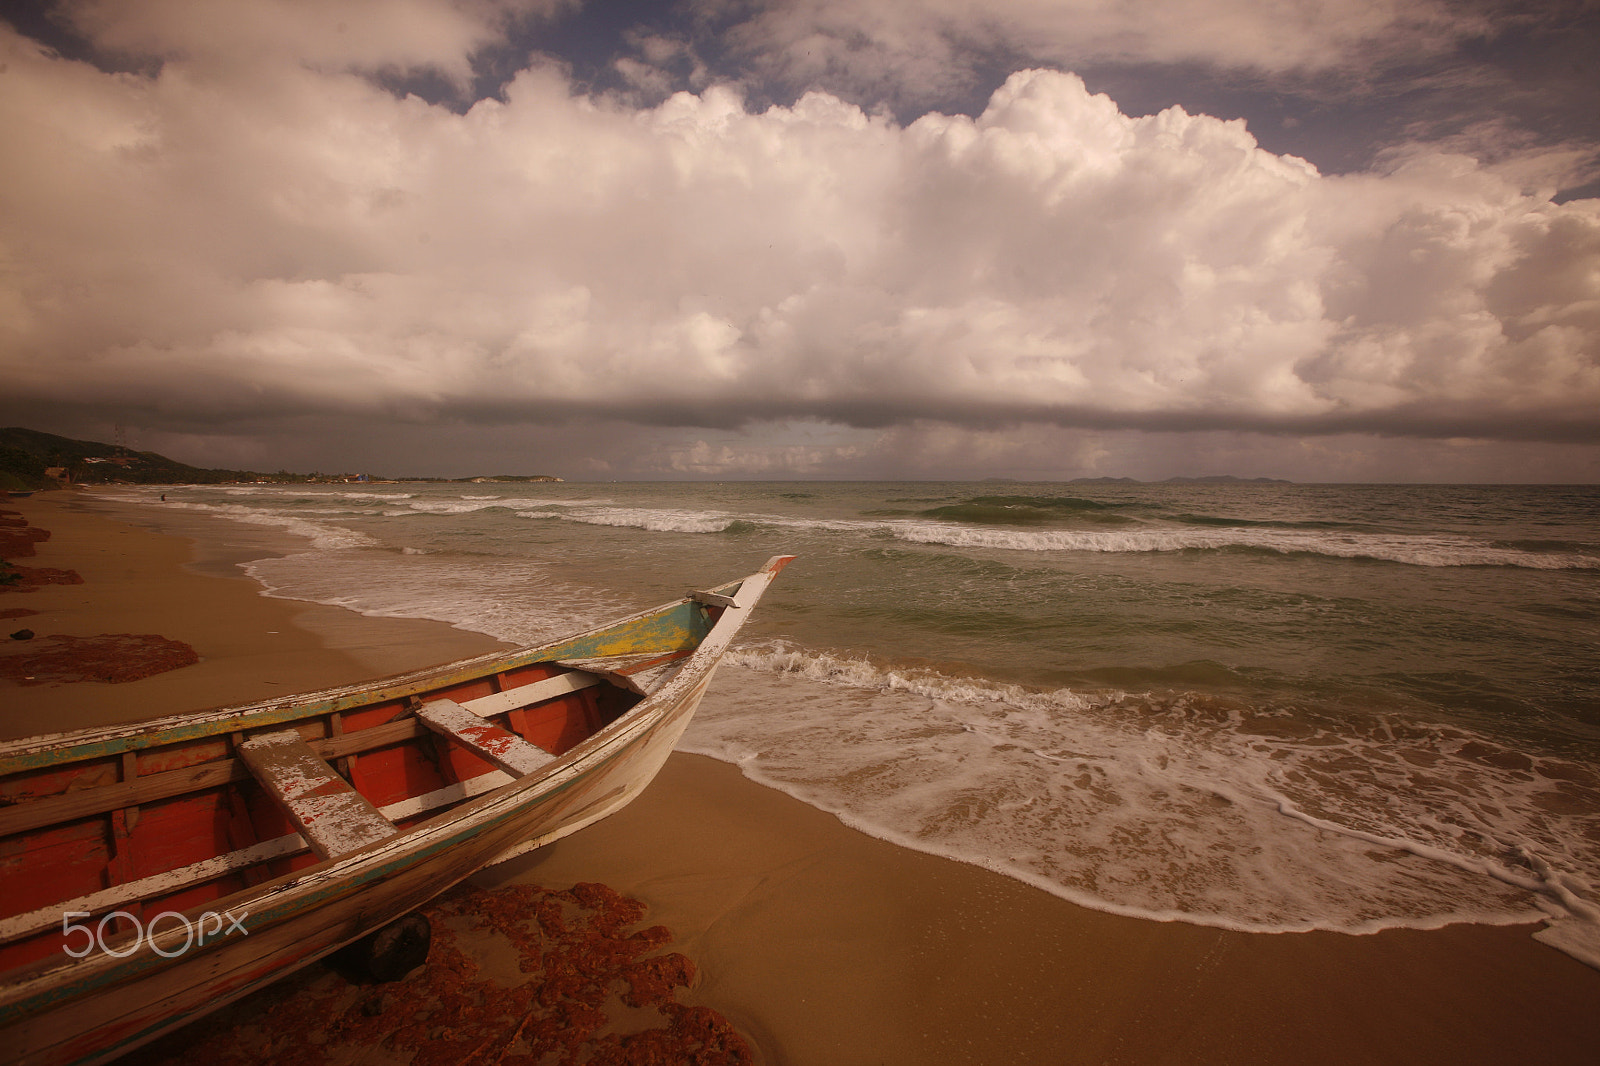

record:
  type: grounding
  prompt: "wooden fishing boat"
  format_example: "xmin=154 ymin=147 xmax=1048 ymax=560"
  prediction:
xmin=0 ymin=554 xmax=794 ymax=1066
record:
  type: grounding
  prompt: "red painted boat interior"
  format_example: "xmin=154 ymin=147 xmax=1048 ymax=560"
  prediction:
xmin=0 ymin=661 xmax=645 ymax=972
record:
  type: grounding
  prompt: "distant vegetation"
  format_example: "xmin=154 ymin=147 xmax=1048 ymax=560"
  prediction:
xmin=0 ymin=427 xmax=289 ymax=490
xmin=0 ymin=427 xmax=561 ymax=490
xmin=1158 ymin=475 xmax=1292 ymax=484
xmin=0 ymin=444 xmax=50 ymax=492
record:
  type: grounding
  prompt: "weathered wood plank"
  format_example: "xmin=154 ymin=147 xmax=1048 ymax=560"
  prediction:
xmin=417 ymin=700 xmax=557 ymax=778
xmin=0 ymin=770 xmax=516 ymax=947
xmin=458 ymin=670 xmax=602 ymax=718
xmin=237 ymin=732 xmax=397 ymax=862
xmin=0 ymin=761 xmax=253 ymax=841
xmin=0 ymin=669 xmax=606 ymax=841
xmin=555 ymin=651 xmax=693 ymax=695
xmin=0 ymin=596 xmax=707 ymax=777
xmin=0 ymin=718 xmax=428 ymax=840
xmin=0 ymin=669 xmax=647 ymax=847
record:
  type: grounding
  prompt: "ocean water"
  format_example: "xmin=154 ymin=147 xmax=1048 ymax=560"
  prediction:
xmin=102 ymin=481 xmax=1600 ymax=965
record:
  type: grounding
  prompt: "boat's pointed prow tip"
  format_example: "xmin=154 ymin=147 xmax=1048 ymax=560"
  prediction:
xmin=763 ymin=554 xmax=798 ymax=575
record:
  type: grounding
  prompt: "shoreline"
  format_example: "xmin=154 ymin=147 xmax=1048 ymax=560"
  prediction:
xmin=4 ymin=490 xmax=1598 ymax=1062
xmin=506 ymin=753 xmax=1600 ymax=1065
xmin=0 ymin=492 xmax=514 ymax=739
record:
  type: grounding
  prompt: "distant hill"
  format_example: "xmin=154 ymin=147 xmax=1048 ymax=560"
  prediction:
xmin=1161 ymin=475 xmax=1293 ymax=484
xmin=1063 ymin=475 xmax=1292 ymax=485
xmin=0 ymin=427 xmax=564 ymax=490
xmin=0 ymin=427 xmax=300 ymax=490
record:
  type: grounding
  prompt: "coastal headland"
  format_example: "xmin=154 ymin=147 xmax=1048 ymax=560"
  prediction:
xmin=3 ymin=490 xmax=1598 ymax=1064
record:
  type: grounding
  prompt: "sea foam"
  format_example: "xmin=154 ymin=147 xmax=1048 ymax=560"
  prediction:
xmin=157 ymin=500 xmax=379 ymax=551
xmin=884 ymin=522 xmax=1600 ymax=569
xmin=499 ymin=498 xmax=1599 ymax=570
xmin=687 ymin=643 xmax=1600 ymax=966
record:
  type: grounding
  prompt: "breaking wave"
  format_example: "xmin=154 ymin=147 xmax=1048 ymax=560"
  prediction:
xmin=695 ymin=642 xmax=1600 ymax=964
xmin=885 ymin=522 xmax=1600 ymax=569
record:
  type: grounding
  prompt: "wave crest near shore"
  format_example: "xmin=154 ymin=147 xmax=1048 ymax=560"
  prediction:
xmin=694 ymin=643 xmax=1600 ymax=966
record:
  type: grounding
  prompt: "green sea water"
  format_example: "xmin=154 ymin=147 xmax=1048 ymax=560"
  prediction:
xmin=103 ymin=480 xmax=1600 ymax=966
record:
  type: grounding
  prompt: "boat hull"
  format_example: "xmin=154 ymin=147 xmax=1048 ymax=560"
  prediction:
xmin=0 ymin=556 xmax=790 ymax=1066
xmin=10 ymin=671 xmax=711 ymax=1066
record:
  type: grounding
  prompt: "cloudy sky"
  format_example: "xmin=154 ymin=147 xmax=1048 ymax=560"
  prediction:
xmin=2 ymin=0 xmax=1597 ymax=481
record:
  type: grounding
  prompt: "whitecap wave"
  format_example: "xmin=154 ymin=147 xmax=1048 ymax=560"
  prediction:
xmin=552 ymin=507 xmax=740 ymax=534
xmin=480 ymin=497 xmax=1598 ymax=570
xmin=241 ymin=552 xmax=630 ymax=646
xmin=884 ymin=521 xmax=1600 ymax=569
xmin=150 ymin=500 xmax=378 ymax=551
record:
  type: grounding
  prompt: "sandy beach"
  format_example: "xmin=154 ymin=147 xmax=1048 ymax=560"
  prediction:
xmin=4 ymin=490 xmax=1599 ymax=1065
xmin=1 ymin=493 xmax=514 ymax=740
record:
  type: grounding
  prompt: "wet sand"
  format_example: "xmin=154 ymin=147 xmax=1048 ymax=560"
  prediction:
xmin=507 ymin=754 xmax=1600 ymax=1065
xmin=1 ymin=492 xmax=513 ymax=740
xmin=5 ymin=490 xmax=1600 ymax=1064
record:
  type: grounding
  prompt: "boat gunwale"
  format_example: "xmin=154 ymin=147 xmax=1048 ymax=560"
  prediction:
xmin=0 ymin=577 xmax=740 ymax=774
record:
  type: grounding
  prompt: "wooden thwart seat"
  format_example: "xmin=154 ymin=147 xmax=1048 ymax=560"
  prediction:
xmin=0 ymin=671 xmax=611 ymax=842
xmin=458 ymin=670 xmax=602 ymax=716
xmin=238 ymin=731 xmax=398 ymax=861
xmin=416 ymin=699 xmax=558 ymax=777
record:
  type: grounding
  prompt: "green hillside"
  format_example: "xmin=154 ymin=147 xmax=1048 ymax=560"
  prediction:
xmin=0 ymin=427 xmax=299 ymax=490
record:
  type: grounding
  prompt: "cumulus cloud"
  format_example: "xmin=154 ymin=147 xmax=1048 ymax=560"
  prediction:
xmin=0 ymin=6 xmax=1597 ymax=476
